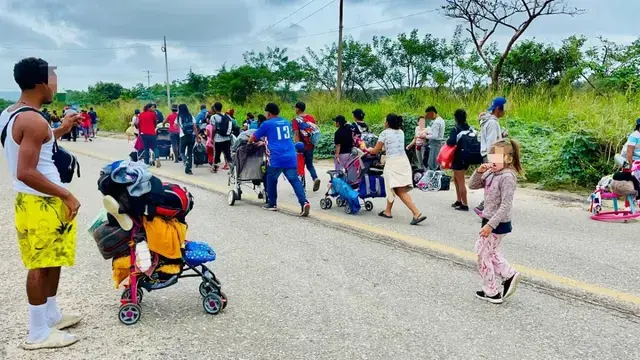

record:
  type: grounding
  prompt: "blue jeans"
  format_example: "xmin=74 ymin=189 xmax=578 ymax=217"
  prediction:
xmin=266 ymin=167 xmax=307 ymax=207
xmin=141 ymin=134 xmax=158 ymax=165
xmin=170 ymin=132 xmax=181 ymax=161
xmin=303 ymin=148 xmax=318 ymax=180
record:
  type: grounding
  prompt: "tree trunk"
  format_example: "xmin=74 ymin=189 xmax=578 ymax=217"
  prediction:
xmin=490 ymin=67 xmax=500 ymax=90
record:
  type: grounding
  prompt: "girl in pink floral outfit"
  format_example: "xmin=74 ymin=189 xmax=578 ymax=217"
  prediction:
xmin=468 ymin=139 xmax=523 ymax=304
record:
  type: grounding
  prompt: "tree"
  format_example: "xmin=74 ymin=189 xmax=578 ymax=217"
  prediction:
xmin=443 ymin=0 xmax=583 ymax=88
xmin=210 ymin=65 xmax=273 ymax=104
xmin=339 ymin=38 xmax=377 ymax=99
xmin=301 ymin=44 xmax=338 ymax=92
xmin=441 ymin=25 xmax=487 ymax=89
xmin=183 ymin=70 xmax=211 ymax=101
xmin=88 ymin=82 xmax=124 ymax=102
xmin=584 ymin=37 xmax=640 ymax=94
xmin=370 ymin=35 xmax=404 ymax=95
xmin=500 ymin=36 xmax=585 ymax=87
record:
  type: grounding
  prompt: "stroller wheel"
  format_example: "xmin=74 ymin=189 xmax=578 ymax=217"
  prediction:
xmin=121 ymin=287 xmax=144 ymax=304
xmin=320 ymin=198 xmax=328 ymax=210
xmin=199 ymin=281 xmax=219 ymax=298
xmin=219 ymin=291 xmax=228 ymax=309
xmin=345 ymin=205 xmax=353 ymax=214
xmin=118 ymin=303 xmax=142 ymax=325
xmin=337 ymin=198 xmax=346 ymax=208
xmin=364 ymin=201 xmax=374 ymax=212
xmin=324 ymin=198 xmax=333 ymax=209
xmin=203 ymin=293 xmax=223 ymax=315
xmin=228 ymin=190 xmax=237 ymax=206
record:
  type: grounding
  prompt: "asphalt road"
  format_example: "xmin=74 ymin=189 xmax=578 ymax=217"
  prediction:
xmin=0 ymin=138 xmax=639 ymax=360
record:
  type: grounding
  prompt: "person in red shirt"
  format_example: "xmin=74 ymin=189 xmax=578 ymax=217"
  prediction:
xmin=163 ymin=104 xmax=180 ymax=163
xmin=292 ymin=101 xmax=321 ymax=192
xmin=80 ymin=110 xmax=92 ymax=142
xmin=138 ymin=103 xmax=160 ymax=167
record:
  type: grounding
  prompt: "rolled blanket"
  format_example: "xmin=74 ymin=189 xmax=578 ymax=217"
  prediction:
xmin=610 ymin=180 xmax=637 ymax=197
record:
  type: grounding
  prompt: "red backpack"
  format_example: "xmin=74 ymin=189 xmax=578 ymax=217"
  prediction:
xmin=152 ymin=183 xmax=194 ymax=220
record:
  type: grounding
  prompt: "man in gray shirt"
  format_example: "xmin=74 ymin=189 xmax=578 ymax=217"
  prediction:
xmin=424 ymin=106 xmax=445 ymax=171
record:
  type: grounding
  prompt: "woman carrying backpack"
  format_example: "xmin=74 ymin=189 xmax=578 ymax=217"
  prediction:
xmin=448 ymin=109 xmax=472 ymax=211
xmin=176 ymin=104 xmax=197 ymax=175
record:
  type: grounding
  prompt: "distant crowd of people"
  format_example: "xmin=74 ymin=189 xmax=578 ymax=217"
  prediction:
xmin=44 ymin=106 xmax=98 ymax=142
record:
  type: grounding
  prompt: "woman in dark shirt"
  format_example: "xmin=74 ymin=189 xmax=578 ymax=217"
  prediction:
xmin=334 ymin=115 xmax=356 ymax=176
xmin=447 ymin=109 xmax=471 ymax=211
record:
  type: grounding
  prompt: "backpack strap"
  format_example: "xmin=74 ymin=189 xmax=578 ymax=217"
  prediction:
xmin=1 ymin=107 xmax=42 ymax=147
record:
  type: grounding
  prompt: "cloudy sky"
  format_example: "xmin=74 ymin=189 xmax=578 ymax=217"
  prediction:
xmin=0 ymin=0 xmax=638 ymax=94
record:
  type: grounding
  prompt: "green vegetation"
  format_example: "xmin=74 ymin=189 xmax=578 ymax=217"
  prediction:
xmin=68 ymin=87 xmax=638 ymax=191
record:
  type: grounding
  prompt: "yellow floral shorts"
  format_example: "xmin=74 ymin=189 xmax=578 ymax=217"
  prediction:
xmin=14 ymin=193 xmax=77 ymax=270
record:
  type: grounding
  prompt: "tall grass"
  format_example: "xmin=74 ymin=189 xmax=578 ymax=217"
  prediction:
xmin=60 ymin=88 xmax=640 ymax=190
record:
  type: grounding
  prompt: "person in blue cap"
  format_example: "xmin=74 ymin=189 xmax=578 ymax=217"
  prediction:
xmin=625 ymin=118 xmax=640 ymax=165
xmin=476 ymin=97 xmax=508 ymax=216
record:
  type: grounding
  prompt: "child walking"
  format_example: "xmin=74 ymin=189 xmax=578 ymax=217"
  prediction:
xmin=468 ymin=139 xmax=523 ymax=304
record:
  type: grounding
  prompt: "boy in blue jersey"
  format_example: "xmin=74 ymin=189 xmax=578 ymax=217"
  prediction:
xmin=251 ymin=103 xmax=310 ymax=217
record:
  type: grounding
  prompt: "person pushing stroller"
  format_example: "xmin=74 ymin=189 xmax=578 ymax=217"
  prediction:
xmin=249 ymin=103 xmax=310 ymax=217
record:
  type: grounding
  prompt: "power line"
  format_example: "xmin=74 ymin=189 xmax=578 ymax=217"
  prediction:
xmin=0 ymin=43 xmax=158 ymax=51
xmin=162 ymin=9 xmax=438 ymax=75
xmin=254 ymin=0 xmax=318 ymax=37
xmin=176 ymin=8 xmax=437 ymax=51
xmin=272 ymin=0 xmax=337 ymax=38
xmin=0 ymin=8 xmax=436 ymax=53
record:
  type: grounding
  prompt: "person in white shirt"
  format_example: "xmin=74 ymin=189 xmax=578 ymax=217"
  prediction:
xmin=424 ymin=106 xmax=446 ymax=171
xmin=1 ymin=57 xmax=83 ymax=350
xmin=368 ymin=114 xmax=427 ymax=225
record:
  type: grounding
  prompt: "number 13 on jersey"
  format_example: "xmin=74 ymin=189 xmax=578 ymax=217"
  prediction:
xmin=276 ymin=125 xmax=291 ymax=140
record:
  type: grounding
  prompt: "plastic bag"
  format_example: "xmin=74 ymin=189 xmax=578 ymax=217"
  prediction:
xmin=436 ymin=144 xmax=456 ymax=170
xmin=332 ymin=177 xmax=361 ymax=214
xmin=88 ymin=209 xmax=108 ymax=236
xmin=184 ymin=241 xmax=216 ymax=266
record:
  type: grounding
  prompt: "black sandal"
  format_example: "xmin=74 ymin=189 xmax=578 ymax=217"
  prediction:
xmin=410 ymin=214 xmax=427 ymax=225
xmin=378 ymin=211 xmax=393 ymax=219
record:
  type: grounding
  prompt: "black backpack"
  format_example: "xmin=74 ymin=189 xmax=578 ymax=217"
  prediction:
xmin=180 ymin=115 xmax=195 ymax=137
xmin=215 ymin=114 xmax=233 ymax=137
xmin=1 ymin=107 xmax=80 ymax=183
xmin=456 ymin=127 xmax=483 ymax=166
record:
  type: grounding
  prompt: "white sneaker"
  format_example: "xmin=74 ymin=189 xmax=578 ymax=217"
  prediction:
xmin=21 ymin=329 xmax=78 ymax=350
xmin=52 ymin=313 xmax=83 ymax=330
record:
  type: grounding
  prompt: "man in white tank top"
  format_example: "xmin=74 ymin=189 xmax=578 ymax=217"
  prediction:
xmin=0 ymin=58 xmax=83 ymax=350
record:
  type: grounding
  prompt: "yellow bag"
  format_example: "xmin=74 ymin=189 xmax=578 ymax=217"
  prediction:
xmin=143 ymin=217 xmax=187 ymax=259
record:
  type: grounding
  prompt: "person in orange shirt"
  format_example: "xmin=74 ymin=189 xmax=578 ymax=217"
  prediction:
xmin=80 ymin=110 xmax=92 ymax=142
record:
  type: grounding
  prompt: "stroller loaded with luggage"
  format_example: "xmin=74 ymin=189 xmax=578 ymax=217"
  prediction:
xmin=92 ymin=160 xmax=228 ymax=325
xmin=228 ymin=142 xmax=268 ymax=206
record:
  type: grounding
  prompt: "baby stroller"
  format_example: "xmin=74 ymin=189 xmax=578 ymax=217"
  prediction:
xmin=156 ymin=124 xmax=174 ymax=160
xmin=228 ymin=142 xmax=268 ymax=206
xmin=320 ymin=152 xmax=386 ymax=214
xmin=94 ymin=161 xmax=228 ymax=325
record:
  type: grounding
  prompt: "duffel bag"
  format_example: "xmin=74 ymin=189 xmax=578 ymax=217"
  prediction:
xmin=93 ymin=223 xmax=131 ymax=260
xmin=150 ymin=183 xmax=194 ymax=220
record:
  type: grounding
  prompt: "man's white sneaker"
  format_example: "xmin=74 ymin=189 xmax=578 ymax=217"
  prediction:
xmin=21 ymin=329 xmax=78 ymax=350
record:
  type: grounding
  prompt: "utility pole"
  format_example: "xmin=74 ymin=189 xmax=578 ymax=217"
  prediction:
xmin=144 ymin=70 xmax=151 ymax=87
xmin=336 ymin=0 xmax=344 ymax=101
xmin=161 ymin=36 xmax=171 ymax=109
